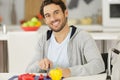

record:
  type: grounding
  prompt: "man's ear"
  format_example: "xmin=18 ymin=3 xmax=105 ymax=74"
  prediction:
xmin=65 ymin=9 xmax=68 ymax=17
xmin=43 ymin=18 xmax=47 ymax=24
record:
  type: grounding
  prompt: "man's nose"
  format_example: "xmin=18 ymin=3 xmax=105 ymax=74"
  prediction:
xmin=50 ymin=15 xmax=56 ymax=21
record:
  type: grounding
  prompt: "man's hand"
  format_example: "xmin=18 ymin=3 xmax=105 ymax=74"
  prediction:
xmin=39 ymin=58 xmax=53 ymax=70
xmin=58 ymin=68 xmax=71 ymax=78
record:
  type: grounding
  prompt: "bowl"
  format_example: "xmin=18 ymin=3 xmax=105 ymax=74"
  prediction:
xmin=21 ymin=26 xmax=40 ymax=31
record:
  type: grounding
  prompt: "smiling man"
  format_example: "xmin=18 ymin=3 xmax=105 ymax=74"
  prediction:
xmin=26 ymin=0 xmax=105 ymax=78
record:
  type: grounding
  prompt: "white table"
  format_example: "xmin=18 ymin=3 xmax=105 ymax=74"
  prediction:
xmin=65 ymin=73 xmax=107 ymax=80
xmin=0 ymin=73 xmax=107 ymax=80
xmin=90 ymin=32 xmax=120 ymax=40
xmin=90 ymin=32 xmax=120 ymax=52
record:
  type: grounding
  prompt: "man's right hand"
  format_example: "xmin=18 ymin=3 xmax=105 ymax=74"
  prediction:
xmin=39 ymin=58 xmax=53 ymax=70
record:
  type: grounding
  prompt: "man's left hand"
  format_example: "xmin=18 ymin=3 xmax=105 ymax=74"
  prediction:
xmin=58 ymin=67 xmax=71 ymax=78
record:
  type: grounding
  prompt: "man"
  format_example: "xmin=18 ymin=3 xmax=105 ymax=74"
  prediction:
xmin=26 ymin=0 xmax=105 ymax=77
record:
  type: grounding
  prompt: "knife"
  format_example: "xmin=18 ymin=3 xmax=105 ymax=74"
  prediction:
xmin=46 ymin=64 xmax=50 ymax=78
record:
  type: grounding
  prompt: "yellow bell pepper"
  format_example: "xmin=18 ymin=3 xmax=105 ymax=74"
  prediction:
xmin=49 ymin=68 xmax=62 ymax=80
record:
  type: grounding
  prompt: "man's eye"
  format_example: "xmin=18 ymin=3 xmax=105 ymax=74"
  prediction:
xmin=54 ymin=11 xmax=59 ymax=14
xmin=45 ymin=14 xmax=50 ymax=18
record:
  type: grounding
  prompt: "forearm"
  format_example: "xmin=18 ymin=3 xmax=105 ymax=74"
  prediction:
xmin=69 ymin=59 xmax=105 ymax=76
xmin=26 ymin=61 xmax=41 ymax=73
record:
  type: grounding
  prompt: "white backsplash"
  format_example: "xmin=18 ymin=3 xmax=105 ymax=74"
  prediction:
xmin=67 ymin=0 xmax=102 ymax=19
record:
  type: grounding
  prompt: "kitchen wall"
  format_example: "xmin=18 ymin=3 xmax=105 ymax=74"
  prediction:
xmin=0 ymin=0 xmax=102 ymax=25
xmin=0 ymin=0 xmax=11 ymax=24
xmin=67 ymin=0 xmax=102 ymax=19
xmin=0 ymin=0 xmax=24 ymax=25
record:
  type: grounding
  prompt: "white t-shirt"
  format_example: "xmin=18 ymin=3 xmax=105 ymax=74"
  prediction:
xmin=47 ymin=29 xmax=71 ymax=68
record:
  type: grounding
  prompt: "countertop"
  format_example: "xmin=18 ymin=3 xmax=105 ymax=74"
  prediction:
xmin=0 ymin=25 xmax=120 ymax=40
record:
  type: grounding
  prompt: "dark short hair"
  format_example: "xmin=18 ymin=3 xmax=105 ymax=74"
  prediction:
xmin=40 ymin=0 xmax=66 ymax=18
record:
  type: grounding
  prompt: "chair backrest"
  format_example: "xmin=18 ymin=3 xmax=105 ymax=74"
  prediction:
xmin=111 ymin=41 xmax=120 ymax=80
xmin=101 ymin=53 xmax=108 ymax=71
xmin=112 ymin=54 xmax=120 ymax=80
xmin=7 ymin=32 xmax=39 ymax=73
xmin=101 ymin=53 xmax=113 ymax=74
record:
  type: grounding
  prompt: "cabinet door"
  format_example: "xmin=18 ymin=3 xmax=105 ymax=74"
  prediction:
xmin=0 ymin=41 xmax=8 ymax=72
xmin=0 ymin=41 xmax=4 ymax=72
xmin=25 ymin=0 xmax=42 ymax=21
xmin=7 ymin=32 xmax=39 ymax=73
xmin=24 ymin=0 xmax=66 ymax=21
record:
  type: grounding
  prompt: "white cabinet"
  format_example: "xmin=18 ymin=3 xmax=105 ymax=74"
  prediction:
xmin=7 ymin=32 xmax=39 ymax=73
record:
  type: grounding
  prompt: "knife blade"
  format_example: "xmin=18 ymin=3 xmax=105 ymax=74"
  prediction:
xmin=46 ymin=64 xmax=50 ymax=75
xmin=46 ymin=64 xmax=50 ymax=78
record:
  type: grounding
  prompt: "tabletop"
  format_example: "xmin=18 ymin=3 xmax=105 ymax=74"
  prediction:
xmin=0 ymin=73 xmax=107 ymax=80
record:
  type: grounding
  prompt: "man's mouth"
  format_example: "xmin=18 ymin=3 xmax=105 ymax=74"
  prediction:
xmin=52 ymin=20 xmax=60 ymax=26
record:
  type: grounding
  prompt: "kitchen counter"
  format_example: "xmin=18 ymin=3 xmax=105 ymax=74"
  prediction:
xmin=0 ymin=33 xmax=8 ymax=40
xmin=0 ymin=25 xmax=49 ymax=40
xmin=0 ymin=25 xmax=120 ymax=41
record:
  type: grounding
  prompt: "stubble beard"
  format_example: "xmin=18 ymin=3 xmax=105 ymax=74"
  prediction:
xmin=50 ymin=17 xmax=67 ymax=32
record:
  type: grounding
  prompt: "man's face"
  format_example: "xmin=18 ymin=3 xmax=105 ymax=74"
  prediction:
xmin=43 ymin=4 xmax=68 ymax=32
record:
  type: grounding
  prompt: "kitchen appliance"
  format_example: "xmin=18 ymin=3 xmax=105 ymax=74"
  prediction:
xmin=102 ymin=0 xmax=120 ymax=27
